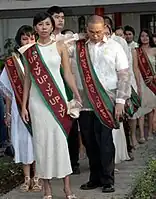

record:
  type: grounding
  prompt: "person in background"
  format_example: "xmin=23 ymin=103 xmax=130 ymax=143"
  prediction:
xmin=0 ymin=94 xmax=7 ymax=148
xmin=61 ymin=28 xmax=83 ymax=174
xmin=47 ymin=6 xmax=85 ymax=174
xmin=103 ymin=25 xmax=130 ymax=166
xmin=124 ymin=25 xmax=138 ymax=48
xmin=0 ymin=25 xmax=41 ymax=192
xmin=152 ymin=33 xmax=156 ymax=45
xmin=0 ymin=62 xmax=7 ymax=149
xmin=115 ymin=26 xmax=125 ymax=39
xmin=134 ymin=29 xmax=156 ymax=142
xmin=104 ymin=16 xmax=134 ymax=160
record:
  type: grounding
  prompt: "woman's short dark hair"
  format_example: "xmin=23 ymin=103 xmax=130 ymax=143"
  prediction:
xmin=33 ymin=12 xmax=55 ymax=31
xmin=15 ymin=25 xmax=34 ymax=47
xmin=138 ymin=29 xmax=156 ymax=48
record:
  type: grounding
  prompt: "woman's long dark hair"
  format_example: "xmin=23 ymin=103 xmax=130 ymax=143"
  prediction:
xmin=138 ymin=29 xmax=156 ymax=48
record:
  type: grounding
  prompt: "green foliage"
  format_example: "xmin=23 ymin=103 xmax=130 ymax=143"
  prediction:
xmin=0 ymin=156 xmax=23 ymax=195
xmin=4 ymin=38 xmax=15 ymax=57
xmin=132 ymin=159 xmax=156 ymax=199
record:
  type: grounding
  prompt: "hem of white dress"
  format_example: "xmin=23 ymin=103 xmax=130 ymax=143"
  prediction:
xmin=14 ymin=160 xmax=34 ymax=165
xmin=37 ymin=171 xmax=72 ymax=180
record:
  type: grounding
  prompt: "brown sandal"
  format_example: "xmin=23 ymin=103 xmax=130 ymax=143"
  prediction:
xmin=31 ymin=176 xmax=42 ymax=192
xmin=20 ymin=176 xmax=31 ymax=192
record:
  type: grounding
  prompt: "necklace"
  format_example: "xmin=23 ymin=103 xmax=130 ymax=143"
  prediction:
xmin=37 ymin=39 xmax=53 ymax=46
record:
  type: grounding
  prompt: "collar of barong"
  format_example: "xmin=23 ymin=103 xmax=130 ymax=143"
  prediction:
xmin=86 ymin=35 xmax=108 ymax=44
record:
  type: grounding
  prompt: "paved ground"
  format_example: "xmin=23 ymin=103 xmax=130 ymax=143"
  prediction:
xmin=1 ymin=137 xmax=156 ymax=199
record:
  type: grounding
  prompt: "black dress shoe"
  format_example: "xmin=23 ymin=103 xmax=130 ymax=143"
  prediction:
xmin=102 ymin=184 xmax=115 ymax=193
xmin=80 ymin=181 xmax=101 ymax=190
xmin=72 ymin=166 xmax=80 ymax=175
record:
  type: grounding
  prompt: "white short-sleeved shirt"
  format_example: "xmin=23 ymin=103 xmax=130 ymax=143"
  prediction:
xmin=87 ymin=38 xmax=129 ymax=91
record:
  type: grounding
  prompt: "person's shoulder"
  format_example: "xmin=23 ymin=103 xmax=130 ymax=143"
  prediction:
xmin=108 ymin=37 xmax=125 ymax=49
xmin=56 ymin=40 xmax=66 ymax=49
xmin=113 ymin=35 xmax=128 ymax=46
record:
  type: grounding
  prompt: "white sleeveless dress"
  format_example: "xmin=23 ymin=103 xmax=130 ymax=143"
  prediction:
xmin=0 ymin=57 xmax=34 ymax=164
xmin=29 ymin=42 xmax=72 ymax=179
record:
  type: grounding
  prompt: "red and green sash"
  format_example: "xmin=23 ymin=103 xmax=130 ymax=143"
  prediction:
xmin=125 ymin=86 xmax=141 ymax=117
xmin=5 ymin=56 xmax=32 ymax=135
xmin=23 ymin=44 xmax=72 ymax=138
xmin=76 ymin=40 xmax=119 ymax=129
xmin=136 ymin=48 xmax=156 ymax=95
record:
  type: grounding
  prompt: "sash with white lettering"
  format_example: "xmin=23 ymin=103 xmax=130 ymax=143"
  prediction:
xmin=136 ymin=48 xmax=156 ymax=95
xmin=5 ymin=56 xmax=33 ymax=135
xmin=23 ymin=44 xmax=72 ymax=138
xmin=125 ymin=86 xmax=141 ymax=117
xmin=76 ymin=40 xmax=119 ymax=129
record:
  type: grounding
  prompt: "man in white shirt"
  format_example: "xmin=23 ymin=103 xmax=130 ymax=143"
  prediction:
xmin=104 ymin=16 xmax=134 ymax=160
xmin=73 ymin=15 xmax=130 ymax=193
xmin=47 ymin=6 xmax=81 ymax=175
xmin=47 ymin=6 xmax=80 ymax=43
xmin=124 ymin=25 xmax=138 ymax=49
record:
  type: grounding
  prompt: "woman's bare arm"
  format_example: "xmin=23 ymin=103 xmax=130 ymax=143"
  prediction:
xmin=132 ymin=49 xmax=141 ymax=94
xmin=22 ymin=63 xmax=31 ymax=123
xmin=57 ymin=42 xmax=81 ymax=103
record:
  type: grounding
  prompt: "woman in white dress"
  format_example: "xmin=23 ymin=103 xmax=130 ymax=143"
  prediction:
xmin=0 ymin=25 xmax=42 ymax=191
xmin=128 ymin=47 xmax=141 ymax=148
xmin=133 ymin=29 xmax=156 ymax=142
xmin=21 ymin=12 xmax=81 ymax=199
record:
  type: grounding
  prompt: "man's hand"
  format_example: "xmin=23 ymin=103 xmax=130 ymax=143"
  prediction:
xmin=115 ymin=103 xmax=125 ymax=121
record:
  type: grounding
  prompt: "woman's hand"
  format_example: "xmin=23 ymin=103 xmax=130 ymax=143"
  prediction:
xmin=4 ymin=113 xmax=11 ymax=128
xmin=145 ymin=76 xmax=154 ymax=84
xmin=137 ymin=84 xmax=142 ymax=97
xmin=21 ymin=107 xmax=29 ymax=123
xmin=75 ymin=93 xmax=82 ymax=105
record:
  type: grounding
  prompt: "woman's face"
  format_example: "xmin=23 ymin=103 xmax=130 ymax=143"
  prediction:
xmin=35 ymin=17 xmax=53 ymax=39
xmin=140 ymin=31 xmax=149 ymax=45
xmin=20 ymin=34 xmax=35 ymax=46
